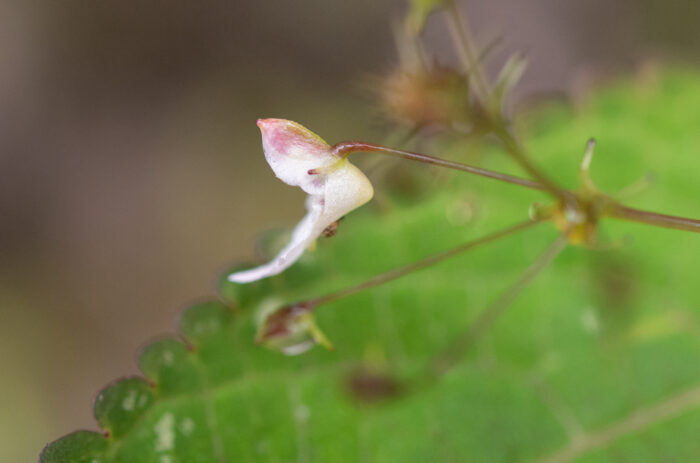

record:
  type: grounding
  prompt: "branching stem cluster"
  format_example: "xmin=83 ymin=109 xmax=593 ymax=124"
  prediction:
xmin=271 ymin=1 xmax=698 ymax=380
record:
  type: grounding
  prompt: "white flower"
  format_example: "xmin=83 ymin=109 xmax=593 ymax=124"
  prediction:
xmin=228 ymin=119 xmax=374 ymax=283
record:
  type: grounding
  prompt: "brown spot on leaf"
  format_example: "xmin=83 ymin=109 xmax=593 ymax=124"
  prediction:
xmin=593 ymin=254 xmax=638 ymax=310
xmin=345 ymin=368 xmax=402 ymax=403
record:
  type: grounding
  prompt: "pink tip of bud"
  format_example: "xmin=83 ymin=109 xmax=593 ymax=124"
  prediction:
xmin=256 ymin=118 xmax=284 ymax=129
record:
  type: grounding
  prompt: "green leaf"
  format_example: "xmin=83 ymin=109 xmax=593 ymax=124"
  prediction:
xmin=42 ymin=70 xmax=700 ymax=462
xmin=94 ymin=378 xmax=155 ymax=439
xmin=41 ymin=431 xmax=108 ymax=463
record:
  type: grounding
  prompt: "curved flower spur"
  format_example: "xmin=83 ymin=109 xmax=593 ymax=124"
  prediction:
xmin=228 ymin=119 xmax=374 ymax=284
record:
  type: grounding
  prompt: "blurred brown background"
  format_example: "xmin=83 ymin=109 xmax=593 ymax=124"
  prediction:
xmin=2 ymin=1 xmax=700 ymax=460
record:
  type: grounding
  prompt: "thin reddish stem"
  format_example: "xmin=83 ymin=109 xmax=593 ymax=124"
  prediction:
xmin=332 ymin=141 xmax=547 ymax=192
xmin=305 ymin=218 xmax=544 ymax=309
xmin=606 ymin=204 xmax=700 ymax=234
xmin=491 ymin=125 xmax=572 ymax=203
xmin=332 ymin=140 xmax=700 ymax=235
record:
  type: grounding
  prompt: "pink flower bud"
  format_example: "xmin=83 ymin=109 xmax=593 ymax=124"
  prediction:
xmin=256 ymin=303 xmax=333 ymax=355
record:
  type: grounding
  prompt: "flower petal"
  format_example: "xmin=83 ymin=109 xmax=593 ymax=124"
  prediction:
xmin=320 ymin=161 xmax=374 ymax=225
xmin=258 ymin=118 xmax=338 ymax=195
xmin=228 ymin=196 xmax=323 ymax=283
